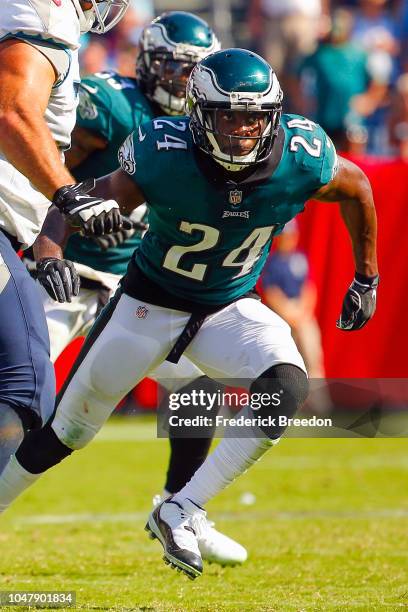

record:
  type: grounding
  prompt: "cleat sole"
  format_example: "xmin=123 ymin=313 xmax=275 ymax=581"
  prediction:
xmin=163 ymin=552 xmax=201 ymax=580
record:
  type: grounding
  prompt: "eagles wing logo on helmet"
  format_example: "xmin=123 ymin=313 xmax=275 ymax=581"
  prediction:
xmin=118 ymin=133 xmax=136 ymax=175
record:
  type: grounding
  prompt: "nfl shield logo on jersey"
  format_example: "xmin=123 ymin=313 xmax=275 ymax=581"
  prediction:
xmin=229 ymin=190 xmax=243 ymax=206
xmin=136 ymin=306 xmax=149 ymax=319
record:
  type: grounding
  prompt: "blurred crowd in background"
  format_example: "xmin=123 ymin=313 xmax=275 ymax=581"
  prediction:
xmin=80 ymin=0 xmax=408 ymax=158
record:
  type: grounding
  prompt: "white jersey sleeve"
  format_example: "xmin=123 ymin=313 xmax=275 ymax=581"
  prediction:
xmin=0 ymin=0 xmax=81 ymax=50
xmin=0 ymin=1 xmax=81 ymax=248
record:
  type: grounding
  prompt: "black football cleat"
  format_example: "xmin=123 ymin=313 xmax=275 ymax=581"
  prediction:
xmin=145 ymin=497 xmax=204 ymax=579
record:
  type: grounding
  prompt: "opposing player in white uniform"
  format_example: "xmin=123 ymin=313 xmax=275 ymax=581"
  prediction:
xmin=0 ymin=0 xmax=128 ymax=471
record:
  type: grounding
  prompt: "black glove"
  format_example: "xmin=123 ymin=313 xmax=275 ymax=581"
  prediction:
xmin=91 ymin=216 xmax=147 ymax=251
xmin=337 ymin=272 xmax=379 ymax=331
xmin=52 ymin=179 xmax=122 ymax=237
xmin=36 ymin=258 xmax=80 ymax=303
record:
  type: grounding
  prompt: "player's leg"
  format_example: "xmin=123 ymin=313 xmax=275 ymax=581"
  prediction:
xmin=177 ymin=299 xmax=309 ymax=501
xmin=150 ymin=358 xmax=247 ymax=565
xmin=0 ymin=294 xmax=191 ymax=513
xmin=147 ymin=298 xmax=308 ymax=577
xmin=0 ymin=232 xmax=55 ymax=473
xmin=150 ymin=358 xmax=213 ymax=495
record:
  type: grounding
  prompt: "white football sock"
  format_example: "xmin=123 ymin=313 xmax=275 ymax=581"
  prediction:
xmin=173 ymin=424 xmax=277 ymax=508
xmin=0 ymin=456 xmax=41 ymax=514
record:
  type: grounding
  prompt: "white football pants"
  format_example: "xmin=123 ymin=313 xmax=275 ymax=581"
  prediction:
xmin=40 ymin=284 xmax=203 ymax=385
xmin=51 ymin=293 xmax=305 ymax=450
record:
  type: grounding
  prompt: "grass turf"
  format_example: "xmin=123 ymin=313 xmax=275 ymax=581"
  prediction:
xmin=0 ymin=417 xmax=407 ymax=611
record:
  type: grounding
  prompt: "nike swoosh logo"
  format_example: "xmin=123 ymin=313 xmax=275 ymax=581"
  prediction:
xmin=81 ymin=83 xmax=98 ymax=95
xmin=138 ymin=126 xmax=146 ymax=142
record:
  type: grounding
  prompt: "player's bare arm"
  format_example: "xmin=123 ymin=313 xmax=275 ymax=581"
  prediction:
xmin=0 ymin=39 xmax=74 ymax=199
xmin=313 ymin=156 xmax=379 ymax=330
xmin=65 ymin=125 xmax=108 ymax=170
xmin=32 ymin=207 xmax=80 ymax=303
xmin=0 ymin=39 xmax=122 ymax=235
xmin=94 ymin=168 xmax=147 ymax=214
xmin=313 ymin=156 xmax=378 ymax=277
xmin=33 ymin=207 xmax=71 ymax=262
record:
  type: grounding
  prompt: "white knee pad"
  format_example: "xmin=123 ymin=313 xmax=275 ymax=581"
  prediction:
xmin=52 ymin=382 xmax=114 ymax=450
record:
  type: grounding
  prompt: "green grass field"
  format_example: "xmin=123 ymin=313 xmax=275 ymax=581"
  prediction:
xmin=0 ymin=417 xmax=407 ymax=611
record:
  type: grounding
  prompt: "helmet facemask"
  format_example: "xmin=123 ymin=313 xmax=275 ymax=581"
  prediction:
xmin=72 ymin=0 xmax=130 ymax=34
xmin=190 ymin=101 xmax=282 ymax=172
xmin=139 ymin=49 xmax=198 ymax=115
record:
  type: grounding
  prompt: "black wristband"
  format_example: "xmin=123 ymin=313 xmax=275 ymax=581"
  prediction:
xmin=354 ymin=271 xmax=379 ymax=287
xmin=52 ymin=185 xmax=70 ymax=210
xmin=52 ymin=179 xmax=96 ymax=210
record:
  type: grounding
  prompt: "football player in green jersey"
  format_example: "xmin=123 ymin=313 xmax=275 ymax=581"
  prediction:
xmin=0 ymin=49 xmax=378 ymax=580
xmin=31 ymin=13 xmax=247 ymax=567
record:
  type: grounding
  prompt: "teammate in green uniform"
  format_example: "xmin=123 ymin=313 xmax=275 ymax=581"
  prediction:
xmin=0 ymin=49 xmax=378 ymax=580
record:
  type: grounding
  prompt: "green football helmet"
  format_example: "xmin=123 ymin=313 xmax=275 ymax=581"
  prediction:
xmin=137 ymin=12 xmax=220 ymax=115
xmin=186 ymin=48 xmax=283 ymax=171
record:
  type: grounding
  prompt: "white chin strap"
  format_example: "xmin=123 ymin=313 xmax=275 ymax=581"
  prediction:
xmin=153 ymin=86 xmax=185 ymax=116
xmin=213 ymin=157 xmax=248 ymax=172
xmin=71 ymin=0 xmax=94 ymax=33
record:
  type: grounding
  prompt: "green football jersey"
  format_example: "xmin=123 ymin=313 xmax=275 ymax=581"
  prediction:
xmin=64 ymin=72 xmax=154 ymax=275
xmin=119 ymin=114 xmax=338 ymax=306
